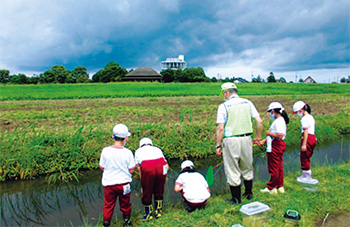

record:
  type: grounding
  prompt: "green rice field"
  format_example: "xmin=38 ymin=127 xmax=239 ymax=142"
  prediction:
xmin=0 ymin=83 xmax=349 ymax=182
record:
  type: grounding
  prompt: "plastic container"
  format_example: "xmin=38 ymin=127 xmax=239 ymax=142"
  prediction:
xmin=284 ymin=209 xmax=301 ymax=226
xmin=298 ymin=178 xmax=319 ymax=191
xmin=240 ymin=202 xmax=271 ymax=227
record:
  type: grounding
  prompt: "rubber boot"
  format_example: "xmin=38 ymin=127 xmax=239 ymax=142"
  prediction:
xmin=102 ymin=221 xmax=110 ymax=227
xmin=154 ymin=200 xmax=163 ymax=218
xmin=141 ymin=205 xmax=153 ymax=221
xmin=225 ymin=185 xmax=241 ymax=204
xmin=243 ymin=180 xmax=253 ymax=200
xmin=123 ymin=217 xmax=132 ymax=227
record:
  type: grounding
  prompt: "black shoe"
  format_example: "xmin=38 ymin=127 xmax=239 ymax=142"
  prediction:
xmin=243 ymin=192 xmax=253 ymax=200
xmin=103 ymin=221 xmax=110 ymax=227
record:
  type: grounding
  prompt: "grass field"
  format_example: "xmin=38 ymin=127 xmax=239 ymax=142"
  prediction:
xmin=0 ymin=82 xmax=349 ymax=100
xmin=106 ymin=163 xmax=350 ymax=227
xmin=0 ymin=83 xmax=349 ymax=182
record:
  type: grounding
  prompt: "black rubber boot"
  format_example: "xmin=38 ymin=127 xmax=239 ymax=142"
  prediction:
xmin=225 ymin=185 xmax=241 ymax=204
xmin=243 ymin=180 xmax=253 ymax=200
xmin=123 ymin=217 xmax=132 ymax=227
xmin=141 ymin=205 xmax=153 ymax=221
xmin=154 ymin=200 xmax=163 ymax=218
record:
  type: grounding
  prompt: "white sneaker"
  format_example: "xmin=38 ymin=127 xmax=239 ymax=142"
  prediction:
xmin=277 ymin=187 xmax=285 ymax=193
xmin=260 ymin=187 xmax=278 ymax=194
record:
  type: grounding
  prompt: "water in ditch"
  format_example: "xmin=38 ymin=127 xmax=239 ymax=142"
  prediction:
xmin=1 ymin=135 xmax=349 ymax=226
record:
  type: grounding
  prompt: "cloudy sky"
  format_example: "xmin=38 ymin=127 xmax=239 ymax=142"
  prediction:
xmin=1 ymin=0 xmax=349 ymax=83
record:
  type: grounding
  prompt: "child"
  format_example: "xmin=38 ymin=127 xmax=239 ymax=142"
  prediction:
xmin=99 ymin=124 xmax=135 ymax=227
xmin=260 ymin=102 xmax=289 ymax=194
xmin=174 ymin=160 xmax=211 ymax=212
xmin=293 ymin=101 xmax=317 ymax=182
xmin=134 ymin=137 xmax=168 ymax=221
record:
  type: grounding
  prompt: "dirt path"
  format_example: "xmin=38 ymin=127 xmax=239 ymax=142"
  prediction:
xmin=319 ymin=212 xmax=350 ymax=227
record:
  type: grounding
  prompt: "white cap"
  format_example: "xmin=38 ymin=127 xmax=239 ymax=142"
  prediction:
xmin=267 ymin=102 xmax=284 ymax=113
xmin=221 ymin=82 xmax=237 ymax=91
xmin=181 ymin=160 xmax=194 ymax=170
xmin=139 ymin=137 xmax=153 ymax=147
xmin=112 ymin=124 xmax=131 ymax=138
xmin=293 ymin=101 xmax=306 ymax=113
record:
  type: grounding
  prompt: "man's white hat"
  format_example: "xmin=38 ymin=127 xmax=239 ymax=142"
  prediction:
xmin=221 ymin=82 xmax=237 ymax=91
xmin=139 ymin=137 xmax=153 ymax=147
xmin=293 ymin=101 xmax=306 ymax=113
xmin=267 ymin=102 xmax=284 ymax=112
xmin=181 ymin=160 xmax=194 ymax=170
xmin=112 ymin=124 xmax=131 ymax=138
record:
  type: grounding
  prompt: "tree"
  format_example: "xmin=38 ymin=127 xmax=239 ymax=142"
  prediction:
xmin=252 ymin=75 xmax=263 ymax=83
xmin=299 ymin=78 xmax=304 ymax=83
xmin=52 ymin=65 xmax=70 ymax=83
xmin=340 ymin=77 xmax=346 ymax=83
xmin=210 ymin=77 xmax=218 ymax=82
xmin=92 ymin=62 xmax=127 ymax=83
xmin=160 ymin=69 xmax=175 ymax=83
xmin=43 ymin=65 xmax=70 ymax=83
xmin=9 ymin=74 xmax=28 ymax=84
xmin=72 ymin=66 xmax=89 ymax=83
xmin=267 ymin=72 xmax=276 ymax=83
xmin=0 ymin=69 xmax=10 ymax=84
xmin=279 ymin=77 xmax=286 ymax=83
xmin=43 ymin=69 xmax=56 ymax=83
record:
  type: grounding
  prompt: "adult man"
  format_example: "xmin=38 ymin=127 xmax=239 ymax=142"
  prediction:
xmin=216 ymin=82 xmax=263 ymax=204
xmin=99 ymin=123 xmax=136 ymax=227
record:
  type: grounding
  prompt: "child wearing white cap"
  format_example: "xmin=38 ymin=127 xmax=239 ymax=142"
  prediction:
xmin=99 ymin=124 xmax=135 ymax=227
xmin=292 ymin=101 xmax=317 ymax=182
xmin=174 ymin=160 xmax=211 ymax=212
xmin=134 ymin=137 xmax=168 ymax=221
xmin=260 ymin=102 xmax=289 ymax=195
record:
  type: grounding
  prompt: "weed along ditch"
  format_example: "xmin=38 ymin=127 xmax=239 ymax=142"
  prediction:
xmin=1 ymin=136 xmax=349 ymax=226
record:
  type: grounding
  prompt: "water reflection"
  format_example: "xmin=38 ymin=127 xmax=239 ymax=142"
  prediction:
xmin=1 ymin=136 xmax=349 ymax=226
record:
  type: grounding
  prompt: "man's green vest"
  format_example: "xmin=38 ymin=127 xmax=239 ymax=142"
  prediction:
xmin=224 ymin=97 xmax=253 ymax=137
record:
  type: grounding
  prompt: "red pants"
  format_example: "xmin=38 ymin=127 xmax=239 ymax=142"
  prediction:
xmin=140 ymin=158 xmax=167 ymax=205
xmin=181 ymin=192 xmax=207 ymax=211
xmin=103 ymin=183 xmax=131 ymax=221
xmin=300 ymin=134 xmax=317 ymax=170
xmin=267 ymin=140 xmax=285 ymax=190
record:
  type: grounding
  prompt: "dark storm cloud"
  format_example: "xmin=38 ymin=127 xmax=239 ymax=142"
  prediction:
xmin=0 ymin=0 xmax=348 ymax=78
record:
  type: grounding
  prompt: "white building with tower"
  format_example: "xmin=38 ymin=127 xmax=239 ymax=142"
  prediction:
xmin=161 ymin=55 xmax=187 ymax=70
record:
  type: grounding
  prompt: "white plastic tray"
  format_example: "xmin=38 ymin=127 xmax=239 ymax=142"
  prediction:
xmin=240 ymin=201 xmax=270 ymax=216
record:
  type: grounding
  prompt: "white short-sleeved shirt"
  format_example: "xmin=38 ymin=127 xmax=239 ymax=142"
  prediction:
xmin=175 ymin=172 xmax=210 ymax=203
xmin=135 ymin=145 xmax=167 ymax=166
xmin=269 ymin=116 xmax=287 ymax=140
xmin=301 ymin=114 xmax=315 ymax=135
xmin=99 ymin=146 xmax=136 ymax=186
xmin=216 ymin=95 xmax=260 ymax=124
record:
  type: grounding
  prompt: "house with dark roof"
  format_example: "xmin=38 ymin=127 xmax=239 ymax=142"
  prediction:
xmin=233 ymin=77 xmax=248 ymax=83
xmin=303 ymin=76 xmax=317 ymax=83
xmin=122 ymin=67 xmax=163 ymax=82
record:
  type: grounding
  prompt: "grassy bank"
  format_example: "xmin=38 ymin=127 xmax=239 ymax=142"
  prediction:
xmin=1 ymin=93 xmax=349 ymax=182
xmin=0 ymin=83 xmax=349 ymax=101
xmin=98 ymin=163 xmax=350 ymax=227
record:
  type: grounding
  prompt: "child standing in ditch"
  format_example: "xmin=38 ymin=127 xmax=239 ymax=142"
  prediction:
xmin=99 ymin=124 xmax=135 ymax=227
xmin=260 ymin=102 xmax=289 ymax=194
xmin=135 ymin=137 xmax=168 ymax=221
xmin=293 ymin=101 xmax=317 ymax=182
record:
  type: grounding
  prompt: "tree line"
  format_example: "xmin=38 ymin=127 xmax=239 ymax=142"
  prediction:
xmin=2 ymin=63 xmax=347 ymax=85
xmin=0 ymin=62 xmax=210 ymax=84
